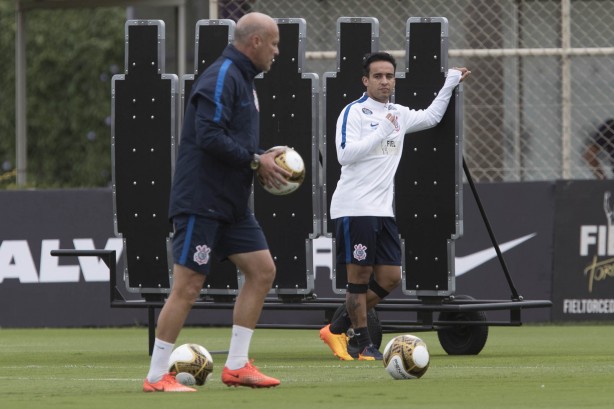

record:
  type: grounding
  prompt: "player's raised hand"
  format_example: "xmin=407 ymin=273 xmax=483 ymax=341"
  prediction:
xmin=452 ymin=67 xmax=471 ymax=82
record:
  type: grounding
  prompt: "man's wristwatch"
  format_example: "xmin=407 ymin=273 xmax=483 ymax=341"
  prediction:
xmin=250 ymin=153 xmax=261 ymax=170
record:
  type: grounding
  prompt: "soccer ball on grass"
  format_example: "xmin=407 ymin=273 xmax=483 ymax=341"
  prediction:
xmin=168 ymin=343 xmax=213 ymax=386
xmin=383 ymin=335 xmax=430 ymax=379
xmin=257 ymin=146 xmax=305 ymax=195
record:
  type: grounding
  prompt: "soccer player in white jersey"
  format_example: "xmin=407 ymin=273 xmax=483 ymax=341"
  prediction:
xmin=320 ymin=52 xmax=471 ymax=360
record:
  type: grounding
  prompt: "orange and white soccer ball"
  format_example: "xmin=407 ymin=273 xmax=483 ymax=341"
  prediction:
xmin=383 ymin=335 xmax=430 ymax=379
xmin=258 ymin=146 xmax=305 ymax=195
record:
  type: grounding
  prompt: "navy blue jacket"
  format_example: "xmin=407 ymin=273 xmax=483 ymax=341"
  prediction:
xmin=169 ymin=45 xmax=261 ymax=222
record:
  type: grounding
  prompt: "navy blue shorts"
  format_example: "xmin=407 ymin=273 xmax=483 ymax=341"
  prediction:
xmin=171 ymin=213 xmax=268 ymax=275
xmin=335 ymin=216 xmax=402 ymax=266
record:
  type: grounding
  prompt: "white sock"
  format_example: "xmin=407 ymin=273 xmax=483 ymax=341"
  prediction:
xmin=146 ymin=338 xmax=174 ymax=383
xmin=225 ymin=325 xmax=253 ymax=370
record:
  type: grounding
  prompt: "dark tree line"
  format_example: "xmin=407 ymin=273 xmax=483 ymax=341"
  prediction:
xmin=0 ymin=5 xmax=126 ymax=188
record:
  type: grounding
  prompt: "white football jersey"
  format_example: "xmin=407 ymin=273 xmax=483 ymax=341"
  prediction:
xmin=329 ymin=69 xmax=461 ymax=219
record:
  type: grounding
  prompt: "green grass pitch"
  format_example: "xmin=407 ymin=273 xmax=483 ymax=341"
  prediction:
xmin=0 ymin=325 xmax=612 ymax=409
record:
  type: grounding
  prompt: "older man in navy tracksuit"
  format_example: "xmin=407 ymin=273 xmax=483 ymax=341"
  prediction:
xmin=143 ymin=12 xmax=288 ymax=392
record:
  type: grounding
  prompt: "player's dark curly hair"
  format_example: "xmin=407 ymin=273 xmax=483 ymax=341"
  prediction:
xmin=362 ymin=52 xmax=397 ymax=77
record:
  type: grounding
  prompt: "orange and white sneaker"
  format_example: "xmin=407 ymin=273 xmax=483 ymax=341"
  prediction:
xmin=221 ymin=360 xmax=280 ymax=388
xmin=319 ymin=324 xmax=353 ymax=360
xmin=143 ymin=373 xmax=197 ymax=392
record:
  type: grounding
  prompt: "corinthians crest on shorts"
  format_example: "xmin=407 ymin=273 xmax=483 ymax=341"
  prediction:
xmin=353 ymin=243 xmax=368 ymax=261
xmin=193 ymin=244 xmax=211 ymax=266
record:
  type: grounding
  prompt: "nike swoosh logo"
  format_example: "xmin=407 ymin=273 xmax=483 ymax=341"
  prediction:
xmin=455 ymin=233 xmax=536 ymax=277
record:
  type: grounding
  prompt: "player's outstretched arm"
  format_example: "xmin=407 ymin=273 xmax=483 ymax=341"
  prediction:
xmin=403 ymin=68 xmax=467 ymax=133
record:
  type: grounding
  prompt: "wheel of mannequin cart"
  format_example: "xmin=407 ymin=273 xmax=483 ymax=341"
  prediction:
xmin=437 ymin=295 xmax=489 ymax=355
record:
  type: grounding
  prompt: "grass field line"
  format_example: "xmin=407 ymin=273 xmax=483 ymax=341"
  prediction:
xmin=0 ymin=376 xmax=143 ymax=382
xmin=5 ymin=363 xmax=610 ymax=371
xmin=0 ymin=365 xmax=149 ymax=369
xmin=0 ymin=363 xmax=559 ymax=370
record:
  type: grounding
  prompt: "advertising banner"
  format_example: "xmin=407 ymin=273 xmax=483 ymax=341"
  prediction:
xmin=453 ymin=181 xmax=554 ymax=322
xmin=0 ymin=181 xmax=566 ymax=327
xmin=552 ymin=180 xmax=614 ymax=321
xmin=0 ymin=189 xmax=148 ymax=327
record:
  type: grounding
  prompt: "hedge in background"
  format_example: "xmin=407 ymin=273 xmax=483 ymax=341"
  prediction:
xmin=0 ymin=5 xmax=125 ymax=188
